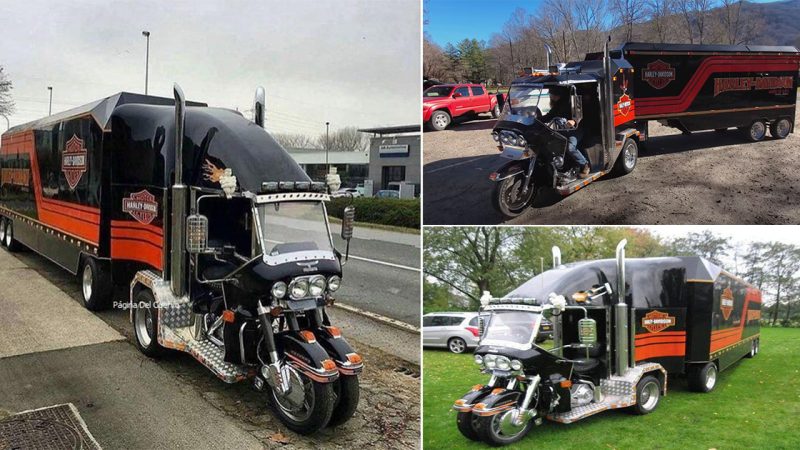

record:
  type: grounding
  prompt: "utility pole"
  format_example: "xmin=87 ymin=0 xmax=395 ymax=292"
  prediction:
xmin=47 ymin=86 xmax=53 ymax=116
xmin=325 ymin=121 xmax=330 ymax=174
xmin=142 ymin=31 xmax=151 ymax=95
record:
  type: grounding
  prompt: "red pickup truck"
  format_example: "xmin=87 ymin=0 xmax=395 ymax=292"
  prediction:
xmin=423 ymin=83 xmax=502 ymax=131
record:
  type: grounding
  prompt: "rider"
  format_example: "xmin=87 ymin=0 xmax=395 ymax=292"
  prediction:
xmin=541 ymin=87 xmax=590 ymax=179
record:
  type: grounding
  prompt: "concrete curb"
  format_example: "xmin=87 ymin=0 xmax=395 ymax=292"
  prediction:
xmin=333 ymin=301 xmax=420 ymax=334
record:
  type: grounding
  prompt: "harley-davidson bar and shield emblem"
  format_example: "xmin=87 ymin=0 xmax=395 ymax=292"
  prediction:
xmin=62 ymin=134 xmax=88 ymax=190
xmin=721 ymin=287 xmax=734 ymax=320
xmin=642 ymin=60 xmax=676 ymax=90
xmin=618 ymin=93 xmax=632 ymax=116
xmin=642 ymin=310 xmax=676 ymax=333
xmin=122 ymin=190 xmax=159 ymax=225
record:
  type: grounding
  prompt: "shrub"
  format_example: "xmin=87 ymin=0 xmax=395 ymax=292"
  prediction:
xmin=328 ymin=197 xmax=420 ymax=229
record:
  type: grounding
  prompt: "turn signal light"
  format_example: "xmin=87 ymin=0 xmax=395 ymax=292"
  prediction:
xmin=560 ymin=380 xmax=573 ymax=388
xmin=222 ymin=310 xmax=235 ymax=323
xmin=474 ymin=403 xmax=487 ymax=411
xmin=455 ymin=399 xmax=466 ymax=406
xmin=491 ymin=388 xmax=504 ymax=395
xmin=471 ymin=384 xmax=483 ymax=391
xmin=325 ymin=326 xmax=342 ymax=338
xmin=299 ymin=330 xmax=317 ymax=343
xmin=270 ymin=306 xmax=283 ymax=317
xmin=347 ymin=353 xmax=362 ymax=365
xmin=322 ymin=359 xmax=337 ymax=371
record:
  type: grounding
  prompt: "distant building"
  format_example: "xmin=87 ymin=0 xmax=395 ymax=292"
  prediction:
xmin=285 ymin=148 xmax=369 ymax=187
xmin=359 ymin=125 xmax=421 ymax=197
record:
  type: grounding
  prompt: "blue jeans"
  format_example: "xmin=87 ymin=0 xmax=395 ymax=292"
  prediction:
xmin=566 ymin=129 xmax=587 ymax=167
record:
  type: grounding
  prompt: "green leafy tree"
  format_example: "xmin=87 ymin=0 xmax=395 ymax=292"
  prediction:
xmin=667 ymin=230 xmax=731 ymax=266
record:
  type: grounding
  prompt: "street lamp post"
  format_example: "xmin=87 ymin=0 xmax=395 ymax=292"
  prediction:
xmin=47 ymin=86 xmax=53 ymax=116
xmin=325 ymin=121 xmax=330 ymax=174
xmin=142 ymin=31 xmax=150 ymax=95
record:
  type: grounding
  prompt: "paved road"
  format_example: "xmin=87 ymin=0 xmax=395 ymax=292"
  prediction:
xmin=423 ymin=105 xmax=800 ymax=225
xmin=0 ymin=247 xmax=420 ymax=449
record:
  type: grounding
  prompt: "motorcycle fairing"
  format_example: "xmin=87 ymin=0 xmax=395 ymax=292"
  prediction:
xmin=312 ymin=327 xmax=364 ymax=376
xmin=277 ymin=331 xmax=340 ymax=383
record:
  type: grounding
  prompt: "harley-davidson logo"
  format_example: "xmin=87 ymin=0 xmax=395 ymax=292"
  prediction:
xmin=642 ymin=60 xmax=675 ymax=90
xmin=642 ymin=310 xmax=676 ymax=333
xmin=721 ymin=287 xmax=734 ymax=320
xmin=122 ymin=190 xmax=159 ymax=225
xmin=62 ymin=134 xmax=88 ymax=190
xmin=296 ymin=261 xmax=319 ymax=273
xmin=618 ymin=93 xmax=632 ymax=116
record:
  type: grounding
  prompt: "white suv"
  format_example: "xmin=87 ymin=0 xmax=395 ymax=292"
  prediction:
xmin=422 ymin=312 xmax=481 ymax=353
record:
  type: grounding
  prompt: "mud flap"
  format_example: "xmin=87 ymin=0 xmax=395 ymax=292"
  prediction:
xmin=313 ymin=327 xmax=364 ymax=376
xmin=276 ymin=332 xmax=340 ymax=383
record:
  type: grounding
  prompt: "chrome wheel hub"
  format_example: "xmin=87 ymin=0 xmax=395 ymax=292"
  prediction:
xmin=751 ymin=122 xmax=765 ymax=140
xmin=0 ymin=221 xmax=5 ymax=243
xmin=135 ymin=305 xmax=153 ymax=347
xmin=272 ymin=365 xmax=315 ymax=422
xmin=498 ymin=409 xmax=527 ymax=436
xmin=450 ymin=339 xmax=465 ymax=353
xmin=624 ymin=144 xmax=637 ymax=169
xmin=82 ymin=265 xmax=93 ymax=302
xmin=641 ymin=381 xmax=659 ymax=410
xmin=777 ymin=120 xmax=790 ymax=137
xmin=433 ymin=114 xmax=448 ymax=128
xmin=706 ymin=365 xmax=717 ymax=389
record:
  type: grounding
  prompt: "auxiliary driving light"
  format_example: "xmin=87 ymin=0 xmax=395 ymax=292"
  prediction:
xmin=483 ymin=354 xmax=497 ymax=369
xmin=327 ymin=275 xmax=341 ymax=292
xmin=309 ymin=275 xmax=327 ymax=296
xmin=289 ymin=278 xmax=309 ymax=299
xmin=511 ymin=359 xmax=523 ymax=371
xmin=271 ymin=281 xmax=287 ymax=299
xmin=474 ymin=354 xmax=483 ymax=365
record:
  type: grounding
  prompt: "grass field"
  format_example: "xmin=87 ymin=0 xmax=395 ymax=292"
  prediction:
xmin=423 ymin=327 xmax=800 ymax=449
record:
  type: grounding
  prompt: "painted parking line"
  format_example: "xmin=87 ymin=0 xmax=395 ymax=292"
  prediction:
xmin=424 ymin=155 xmax=495 ymax=174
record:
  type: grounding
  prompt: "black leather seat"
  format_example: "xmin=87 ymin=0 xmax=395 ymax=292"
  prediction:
xmin=565 ymin=342 xmax=603 ymax=374
xmin=572 ymin=358 xmax=600 ymax=373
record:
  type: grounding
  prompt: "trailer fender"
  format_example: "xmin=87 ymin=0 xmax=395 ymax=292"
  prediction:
xmin=277 ymin=332 xmax=340 ymax=383
xmin=470 ymin=388 xmax=522 ymax=417
xmin=312 ymin=326 xmax=364 ymax=376
xmin=634 ymin=362 xmax=668 ymax=396
xmin=453 ymin=384 xmax=495 ymax=412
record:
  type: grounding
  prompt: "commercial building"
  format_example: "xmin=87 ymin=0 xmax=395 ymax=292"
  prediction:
xmin=285 ymin=148 xmax=369 ymax=187
xmin=359 ymin=125 xmax=421 ymax=197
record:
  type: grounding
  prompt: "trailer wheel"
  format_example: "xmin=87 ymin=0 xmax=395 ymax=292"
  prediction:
xmin=755 ymin=339 xmax=759 ymax=355
xmin=3 ymin=219 xmax=22 ymax=252
xmin=612 ymin=138 xmax=638 ymax=176
xmin=79 ymin=256 xmax=113 ymax=311
xmin=430 ymin=110 xmax=451 ymax=131
xmin=745 ymin=340 xmax=756 ymax=358
xmin=688 ymin=362 xmax=717 ymax=393
xmin=770 ymin=118 xmax=791 ymax=139
xmin=0 ymin=217 xmax=6 ymax=248
xmin=629 ymin=375 xmax=661 ymax=415
xmin=133 ymin=289 xmax=165 ymax=357
xmin=744 ymin=121 xmax=767 ymax=142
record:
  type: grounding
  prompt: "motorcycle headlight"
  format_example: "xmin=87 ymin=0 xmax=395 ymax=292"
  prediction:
xmin=511 ymin=359 xmax=523 ymax=371
xmin=517 ymin=135 xmax=527 ymax=147
xmin=474 ymin=354 xmax=483 ymax=365
xmin=309 ymin=275 xmax=326 ymax=297
xmin=289 ymin=278 xmax=309 ymax=299
xmin=271 ymin=281 xmax=287 ymax=299
xmin=496 ymin=356 xmax=511 ymax=370
xmin=492 ymin=132 xmax=500 ymax=142
xmin=483 ymin=354 xmax=497 ymax=369
xmin=327 ymin=275 xmax=341 ymax=292
xmin=500 ymin=133 xmax=510 ymax=145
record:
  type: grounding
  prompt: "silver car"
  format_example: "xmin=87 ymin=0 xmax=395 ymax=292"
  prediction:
xmin=422 ymin=312 xmax=481 ymax=353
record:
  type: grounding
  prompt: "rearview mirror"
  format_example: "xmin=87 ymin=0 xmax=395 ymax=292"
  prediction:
xmin=453 ymin=92 xmax=463 ymax=98
xmin=571 ymin=94 xmax=583 ymax=127
xmin=341 ymin=205 xmax=355 ymax=240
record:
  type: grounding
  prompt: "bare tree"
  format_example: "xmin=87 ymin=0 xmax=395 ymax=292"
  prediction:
xmin=0 ymin=67 xmax=14 ymax=117
xmin=423 ymin=35 xmax=449 ymax=81
xmin=645 ymin=0 xmax=678 ymax=43
xmin=712 ymin=0 xmax=763 ymax=45
xmin=317 ymin=126 xmax=368 ymax=152
xmin=676 ymin=0 xmax=714 ymax=44
xmin=610 ymin=0 xmax=642 ymax=42
xmin=274 ymin=133 xmax=319 ymax=149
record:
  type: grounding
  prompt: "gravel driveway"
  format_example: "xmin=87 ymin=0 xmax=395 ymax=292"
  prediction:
xmin=423 ymin=104 xmax=800 ymax=225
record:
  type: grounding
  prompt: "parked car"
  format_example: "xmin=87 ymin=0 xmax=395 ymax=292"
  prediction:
xmin=335 ymin=187 xmax=362 ymax=198
xmin=423 ymin=312 xmax=482 ymax=353
xmin=537 ymin=317 xmax=554 ymax=343
xmin=375 ymin=189 xmax=400 ymax=199
xmin=422 ymin=83 xmax=504 ymax=131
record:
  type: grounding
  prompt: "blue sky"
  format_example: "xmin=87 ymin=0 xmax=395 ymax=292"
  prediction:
xmin=425 ymin=0 xmax=786 ymax=47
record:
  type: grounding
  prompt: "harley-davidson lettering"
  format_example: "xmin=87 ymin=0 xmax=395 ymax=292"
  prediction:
xmin=642 ymin=310 xmax=676 ymax=333
xmin=297 ymin=261 xmax=319 ymax=273
xmin=720 ymin=287 xmax=734 ymax=320
xmin=642 ymin=60 xmax=675 ymax=89
xmin=122 ymin=190 xmax=159 ymax=224
xmin=714 ymin=76 xmax=793 ymax=97
xmin=62 ymin=134 xmax=88 ymax=190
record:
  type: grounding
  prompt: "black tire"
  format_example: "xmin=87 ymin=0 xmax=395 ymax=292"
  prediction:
xmin=744 ymin=120 xmax=767 ymax=142
xmin=327 ymin=374 xmax=360 ymax=427
xmin=270 ymin=376 xmax=335 ymax=435
xmin=448 ymin=337 xmax=468 ymax=354
xmin=745 ymin=339 xmax=756 ymax=358
xmin=4 ymin=219 xmax=22 ymax=252
xmin=429 ymin=110 xmax=451 ymax=131
xmin=770 ymin=118 xmax=792 ymax=139
xmin=755 ymin=339 xmax=760 ymax=355
xmin=0 ymin=217 xmax=7 ymax=249
xmin=687 ymin=362 xmax=717 ymax=393
xmin=456 ymin=411 xmax=481 ymax=441
xmin=612 ymin=138 xmax=638 ymax=176
xmin=492 ymin=174 xmax=535 ymax=218
xmin=474 ymin=411 xmax=533 ymax=446
xmin=79 ymin=256 xmax=113 ymax=311
xmin=133 ymin=289 xmax=165 ymax=357
xmin=629 ymin=375 xmax=661 ymax=415
xmin=491 ymin=104 xmax=500 ymax=119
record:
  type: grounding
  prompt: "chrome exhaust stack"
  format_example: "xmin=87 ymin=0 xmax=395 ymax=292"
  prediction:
xmin=253 ymin=86 xmax=265 ymax=128
xmin=551 ymin=246 xmax=561 ymax=268
xmin=544 ymin=44 xmax=555 ymax=73
xmin=614 ymin=239 xmax=629 ymax=375
xmin=170 ymin=83 xmax=188 ymax=297
xmin=601 ymin=37 xmax=615 ymax=160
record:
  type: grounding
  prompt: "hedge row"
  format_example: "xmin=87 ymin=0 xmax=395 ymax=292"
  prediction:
xmin=327 ymin=197 xmax=420 ymax=229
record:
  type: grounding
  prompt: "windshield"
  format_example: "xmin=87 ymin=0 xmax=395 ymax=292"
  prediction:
xmin=255 ymin=201 xmax=335 ymax=264
xmin=481 ymin=311 xmax=541 ymax=349
xmin=508 ymin=85 xmax=551 ymax=117
xmin=424 ymin=86 xmax=454 ymax=98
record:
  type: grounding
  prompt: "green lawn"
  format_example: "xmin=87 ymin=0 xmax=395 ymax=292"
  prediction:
xmin=423 ymin=327 xmax=800 ymax=449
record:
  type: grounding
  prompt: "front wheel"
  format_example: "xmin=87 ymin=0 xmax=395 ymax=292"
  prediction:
xmin=328 ymin=374 xmax=360 ymax=427
xmin=456 ymin=411 xmax=481 ymax=441
xmin=270 ymin=367 xmax=335 ymax=435
xmin=493 ymin=174 xmax=535 ymax=219
xmin=629 ymin=375 xmax=661 ymax=415
xmin=474 ymin=410 xmax=533 ymax=446
xmin=612 ymin=138 xmax=638 ymax=176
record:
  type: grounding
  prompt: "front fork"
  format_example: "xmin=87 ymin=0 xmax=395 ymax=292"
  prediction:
xmin=256 ymin=300 xmax=292 ymax=394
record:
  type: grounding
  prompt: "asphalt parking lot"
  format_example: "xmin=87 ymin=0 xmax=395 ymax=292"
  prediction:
xmin=423 ymin=103 xmax=800 ymax=225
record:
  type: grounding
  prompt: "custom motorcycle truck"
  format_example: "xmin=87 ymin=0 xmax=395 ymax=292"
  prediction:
xmin=453 ymin=241 xmax=761 ymax=446
xmin=0 ymin=85 xmax=362 ymax=434
xmin=491 ymin=41 xmax=799 ymax=217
